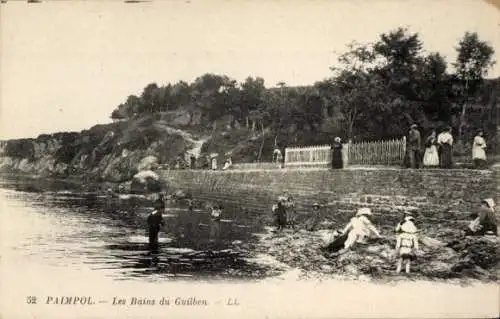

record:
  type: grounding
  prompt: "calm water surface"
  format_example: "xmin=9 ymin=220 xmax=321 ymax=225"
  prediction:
xmin=0 ymin=177 xmax=275 ymax=282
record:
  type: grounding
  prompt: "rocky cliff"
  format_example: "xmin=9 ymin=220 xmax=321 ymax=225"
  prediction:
xmin=0 ymin=114 xmax=201 ymax=184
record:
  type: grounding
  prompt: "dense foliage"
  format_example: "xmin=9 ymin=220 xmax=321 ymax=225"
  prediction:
xmin=110 ymin=28 xmax=498 ymax=153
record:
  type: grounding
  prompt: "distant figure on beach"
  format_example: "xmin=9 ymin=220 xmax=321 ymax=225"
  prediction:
xmin=209 ymin=204 xmax=223 ymax=240
xmin=437 ymin=126 xmax=453 ymax=169
xmin=394 ymin=215 xmax=419 ymax=274
xmin=272 ymin=199 xmax=287 ymax=231
xmin=407 ymin=124 xmax=422 ymax=169
xmin=472 ymin=130 xmax=487 ymax=169
xmin=465 ymin=198 xmax=497 ymax=237
xmin=331 ymin=137 xmax=343 ymax=169
xmin=282 ymin=191 xmax=296 ymax=229
xmin=422 ymin=130 xmax=439 ymax=168
xmin=147 ymin=199 xmax=165 ymax=249
xmin=305 ymin=203 xmax=322 ymax=231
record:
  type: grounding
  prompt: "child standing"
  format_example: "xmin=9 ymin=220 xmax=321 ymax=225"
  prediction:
xmin=395 ymin=216 xmax=419 ymax=274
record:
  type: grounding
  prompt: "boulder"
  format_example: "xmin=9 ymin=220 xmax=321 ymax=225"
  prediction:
xmin=130 ymin=170 xmax=162 ymax=193
xmin=137 ymin=155 xmax=159 ymax=171
xmin=174 ymin=189 xmax=192 ymax=200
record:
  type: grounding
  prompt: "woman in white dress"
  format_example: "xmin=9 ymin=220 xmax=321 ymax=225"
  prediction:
xmin=422 ymin=130 xmax=439 ymax=167
xmin=472 ymin=130 xmax=487 ymax=169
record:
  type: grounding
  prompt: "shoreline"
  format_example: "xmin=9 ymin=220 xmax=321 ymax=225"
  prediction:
xmin=1 ymin=171 xmax=498 ymax=285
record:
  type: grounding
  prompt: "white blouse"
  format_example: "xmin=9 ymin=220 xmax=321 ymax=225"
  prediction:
xmin=437 ymin=132 xmax=453 ymax=145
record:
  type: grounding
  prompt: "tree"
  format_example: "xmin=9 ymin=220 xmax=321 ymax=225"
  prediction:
xmin=373 ymin=28 xmax=424 ymax=102
xmin=140 ymin=83 xmax=160 ymax=113
xmin=111 ymin=104 xmax=127 ymax=120
xmin=418 ymin=52 xmax=453 ymax=121
xmin=453 ymin=32 xmax=496 ymax=141
xmin=240 ymin=77 xmax=266 ymax=128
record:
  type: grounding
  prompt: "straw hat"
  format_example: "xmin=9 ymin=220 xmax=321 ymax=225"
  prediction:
xmin=334 ymin=137 xmax=341 ymax=143
xmin=312 ymin=203 xmax=321 ymax=209
xmin=356 ymin=207 xmax=372 ymax=216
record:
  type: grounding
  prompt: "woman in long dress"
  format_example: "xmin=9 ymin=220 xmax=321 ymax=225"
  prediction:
xmin=437 ymin=126 xmax=454 ymax=169
xmin=472 ymin=130 xmax=487 ymax=169
xmin=331 ymin=137 xmax=343 ymax=169
xmin=422 ymin=130 xmax=439 ymax=167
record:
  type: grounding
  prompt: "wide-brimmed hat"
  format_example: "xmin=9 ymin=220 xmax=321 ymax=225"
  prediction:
xmin=482 ymin=198 xmax=495 ymax=209
xmin=334 ymin=137 xmax=341 ymax=143
xmin=312 ymin=203 xmax=321 ymax=208
xmin=356 ymin=207 xmax=372 ymax=216
xmin=400 ymin=220 xmax=418 ymax=233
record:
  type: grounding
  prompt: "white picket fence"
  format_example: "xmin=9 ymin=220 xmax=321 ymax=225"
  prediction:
xmin=284 ymin=137 xmax=406 ymax=167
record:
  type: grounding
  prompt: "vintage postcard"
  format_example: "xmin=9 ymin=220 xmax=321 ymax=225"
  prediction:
xmin=0 ymin=0 xmax=499 ymax=318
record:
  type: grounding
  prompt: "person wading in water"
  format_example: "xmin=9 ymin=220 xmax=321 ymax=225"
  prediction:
xmin=147 ymin=199 xmax=166 ymax=250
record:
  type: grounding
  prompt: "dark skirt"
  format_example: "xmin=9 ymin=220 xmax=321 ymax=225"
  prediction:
xmin=324 ymin=232 xmax=349 ymax=252
xmin=273 ymin=209 xmax=287 ymax=227
xmin=331 ymin=146 xmax=343 ymax=169
xmin=439 ymin=144 xmax=453 ymax=168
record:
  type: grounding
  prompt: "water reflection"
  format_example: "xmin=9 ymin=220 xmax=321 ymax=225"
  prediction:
xmin=0 ymin=177 xmax=275 ymax=281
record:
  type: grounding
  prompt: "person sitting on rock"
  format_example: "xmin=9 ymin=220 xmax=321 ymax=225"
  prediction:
xmin=325 ymin=207 xmax=382 ymax=255
xmin=395 ymin=216 xmax=419 ymax=274
xmin=465 ymin=198 xmax=498 ymax=236
xmin=305 ymin=203 xmax=322 ymax=231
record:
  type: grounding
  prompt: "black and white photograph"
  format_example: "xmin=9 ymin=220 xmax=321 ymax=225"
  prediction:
xmin=0 ymin=0 xmax=499 ymax=318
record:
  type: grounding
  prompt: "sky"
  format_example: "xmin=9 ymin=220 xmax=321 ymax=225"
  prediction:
xmin=1 ymin=0 xmax=499 ymax=139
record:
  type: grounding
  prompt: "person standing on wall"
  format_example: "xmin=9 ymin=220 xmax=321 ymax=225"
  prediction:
xmin=437 ymin=126 xmax=454 ymax=169
xmin=273 ymin=148 xmax=283 ymax=168
xmin=407 ymin=124 xmax=422 ymax=169
xmin=331 ymin=137 xmax=343 ymax=169
xmin=472 ymin=130 xmax=487 ymax=169
xmin=422 ymin=129 xmax=439 ymax=168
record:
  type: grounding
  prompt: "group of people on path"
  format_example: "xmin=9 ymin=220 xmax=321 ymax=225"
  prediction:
xmin=407 ymin=124 xmax=488 ymax=169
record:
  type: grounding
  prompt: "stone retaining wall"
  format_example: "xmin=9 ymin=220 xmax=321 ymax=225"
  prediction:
xmin=159 ymin=167 xmax=498 ymax=228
